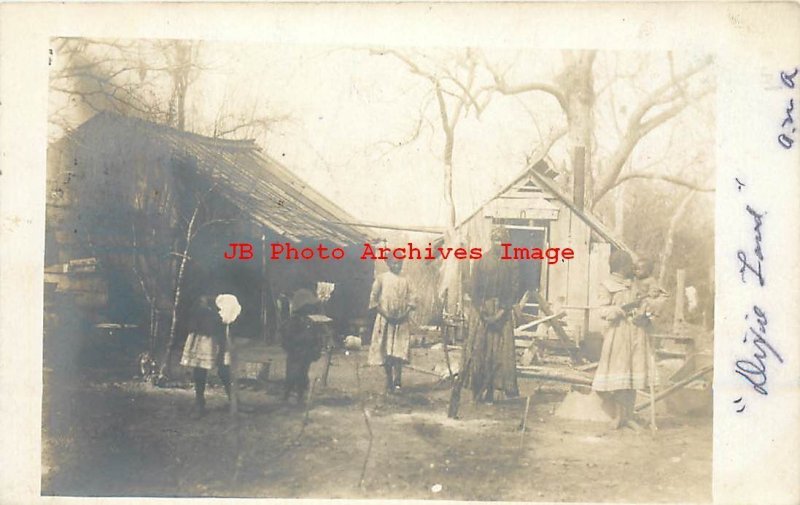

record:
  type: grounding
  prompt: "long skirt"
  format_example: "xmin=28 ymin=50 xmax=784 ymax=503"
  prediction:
xmin=592 ymin=322 xmax=657 ymax=391
xmin=285 ymin=352 xmax=313 ymax=397
xmin=180 ymin=333 xmax=230 ymax=370
xmin=466 ymin=305 xmax=519 ymax=399
xmin=367 ymin=314 xmax=411 ymax=366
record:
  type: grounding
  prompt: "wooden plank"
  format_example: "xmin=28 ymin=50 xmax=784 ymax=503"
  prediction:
xmin=634 ymin=365 xmax=713 ymax=412
xmin=565 ymin=213 xmax=591 ymax=342
xmin=518 ymin=365 xmax=592 ymax=376
xmin=532 ymin=291 xmax=580 ymax=364
xmin=576 ymin=361 xmax=598 ymax=372
xmin=587 ymin=242 xmax=611 ymax=333
xmin=517 ymin=367 xmax=593 ymax=386
xmin=546 ymin=203 xmax=571 ymax=305
xmin=514 ymin=311 xmax=566 ymax=333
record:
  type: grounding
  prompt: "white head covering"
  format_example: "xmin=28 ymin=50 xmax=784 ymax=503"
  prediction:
xmin=215 ymin=294 xmax=242 ymax=325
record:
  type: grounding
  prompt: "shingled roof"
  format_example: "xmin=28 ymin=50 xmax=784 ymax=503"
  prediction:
xmin=66 ymin=112 xmax=372 ymax=245
xmin=449 ymin=160 xmax=634 ymax=256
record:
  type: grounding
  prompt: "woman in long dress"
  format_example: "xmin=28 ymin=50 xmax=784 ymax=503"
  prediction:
xmin=465 ymin=227 xmax=520 ymax=402
xmin=592 ymin=250 xmax=657 ymax=430
xmin=367 ymin=257 xmax=415 ymax=393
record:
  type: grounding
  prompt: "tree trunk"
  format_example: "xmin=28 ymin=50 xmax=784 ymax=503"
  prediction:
xmin=168 ymin=42 xmax=192 ymax=131
xmin=558 ymin=51 xmax=596 ymax=205
xmin=614 ymin=184 xmax=625 ymax=236
xmin=437 ymin=132 xmax=462 ymax=304
xmin=159 ymin=202 xmax=201 ymax=380
xmin=658 ymin=191 xmax=695 ymax=285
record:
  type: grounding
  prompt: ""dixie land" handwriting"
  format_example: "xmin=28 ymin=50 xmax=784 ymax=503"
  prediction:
xmin=735 ymin=305 xmax=784 ymax=397
xmin=736 ymin=204 xmax=766 ymax=286
xmin=731 ymin=115 xmax=787 ymax=413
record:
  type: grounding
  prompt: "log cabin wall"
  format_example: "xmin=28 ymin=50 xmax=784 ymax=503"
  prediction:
xmin=45 ymin=112 xmax=375 ymax=348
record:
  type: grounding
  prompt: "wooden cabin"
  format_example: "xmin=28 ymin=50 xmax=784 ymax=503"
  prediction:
xmin=45 ymin=112 xmax=374 ymax=348
xmin=443 ymin=160 xmax=634 ymax=351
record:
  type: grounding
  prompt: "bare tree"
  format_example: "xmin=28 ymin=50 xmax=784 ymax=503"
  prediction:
xmin=371 ymin=48 xmax=493 ymax=230
xmin=371 ymin=49 xmax=716 ymax=417
xmin=486 ymin=50 xmax=714 ymax=208
xmin=159 ymin=40 xmax=204 ymax=130
xmin=210 ymin=95 xmax=291 ymax=144
xmin=49 ymin=38 xmax=206 ymax=136
xmin=658 ymin=189 xmax=696 ymax=285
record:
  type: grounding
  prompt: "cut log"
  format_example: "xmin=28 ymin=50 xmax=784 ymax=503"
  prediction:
xmin=517 ymin=366 xmax=593 ymax=386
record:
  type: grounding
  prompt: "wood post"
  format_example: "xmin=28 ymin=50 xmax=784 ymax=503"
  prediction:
xmin=261 ymin=233 xmax=268 ymax=341
xmin=226 ymin=323 xmax=243 ymax=483
xmin=448 ymin=356 xmax=470 ymax=419
xmin=442 ymin=324 xmax=453 ymax=378
xmin=260 ymin=232 xmax=277 ymax=343
xmin=519 ymin=395 xmax=531 ymax=448
xmin=674 ymin=269 xmax=686 ymax=328
xmin=321 ymin=344 xmax=334 ymax=387
xmin=448 ymin=317 xmax=472 ymax=419
xmin=226 ymin=324 xmax=240 ymax=416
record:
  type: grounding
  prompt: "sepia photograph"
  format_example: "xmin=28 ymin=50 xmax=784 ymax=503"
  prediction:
xmin=40 ymin=37 xmax=719 ymax=501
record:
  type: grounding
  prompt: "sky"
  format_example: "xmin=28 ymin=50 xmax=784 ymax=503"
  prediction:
xmin=50 ymin=40 xmax=714 ymax=229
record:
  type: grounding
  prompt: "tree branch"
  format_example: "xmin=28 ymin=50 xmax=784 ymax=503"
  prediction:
xmin=593 ymin=63 xmax=714 ymax=206
xmin=598 ymin=171 xmax=715 ymax=200
xmin=214 ymin=117 xmax=285 ymax=139
xmin=628 ymin=56 xmax=712 ymax=128
xmin=526 ymin=126 xmax=568 ymax=168
xmin=371 ymin=49 xmax=435 ymax=84
xmin=484 ymin=56 xmax=568 ymax=112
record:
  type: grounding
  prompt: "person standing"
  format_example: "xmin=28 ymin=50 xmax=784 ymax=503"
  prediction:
xmin=180 ymin=294 xmax=231 ymax=418
xmin=281 ymin=289 xmax=327 ymax=404
xmin=592 ymin=250 xmax=657 ymax=431
xmin=367 ymin=257 xmax=416 ymax=393
xmin=466 ymin=226 xmax=520 ymax=403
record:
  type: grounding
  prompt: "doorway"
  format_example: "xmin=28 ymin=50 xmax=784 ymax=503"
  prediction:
xmin=504 ymin=224 xmax=548 ymax=316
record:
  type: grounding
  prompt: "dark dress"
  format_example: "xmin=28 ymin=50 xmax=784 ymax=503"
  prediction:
xmin=181 ymin=303 xmax=228 ymax=370
xmin=281 ymin=314 xmax=325 ymax=399
xmin=466 ymin=249 xmax=520 ymax=400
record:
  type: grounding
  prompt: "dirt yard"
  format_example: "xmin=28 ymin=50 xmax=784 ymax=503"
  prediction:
xmin=42 ymin=346 xmax=712 ymax=502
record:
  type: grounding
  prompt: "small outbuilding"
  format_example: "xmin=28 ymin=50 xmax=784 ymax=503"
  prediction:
xmin=440 ymin=160 xmax=634 ymax=349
